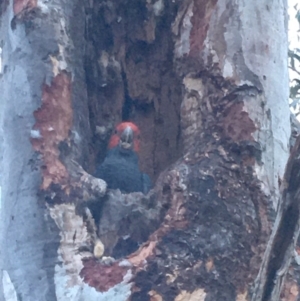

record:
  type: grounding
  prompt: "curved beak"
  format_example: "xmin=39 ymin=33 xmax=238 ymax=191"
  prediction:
xmin=119 ymin=126 xmax=134 ymax=150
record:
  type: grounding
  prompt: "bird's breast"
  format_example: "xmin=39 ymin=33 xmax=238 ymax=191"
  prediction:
xmin=96 ymin=155 xmax=143 ymax=193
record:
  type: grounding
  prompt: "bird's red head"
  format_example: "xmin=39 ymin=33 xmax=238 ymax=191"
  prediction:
xmin=108 ymin=122 xmax=141 ymax=152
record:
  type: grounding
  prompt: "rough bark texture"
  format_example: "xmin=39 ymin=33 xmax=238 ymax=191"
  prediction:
xmin=0 ymin=0 xmax=293 ymax=301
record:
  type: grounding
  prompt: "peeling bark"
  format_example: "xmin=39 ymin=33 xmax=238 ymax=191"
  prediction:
xmin=32 ymin=72 xmax=72 ymax=190
xmin=253 ymin=134 xmax=300 ymax=301
xmin=0 ymin=0 xmax=293 ymax=301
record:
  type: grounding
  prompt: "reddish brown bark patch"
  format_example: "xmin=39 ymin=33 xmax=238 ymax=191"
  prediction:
xmin=32 ymin=73 xmax=72 ymax=190
xmin=222 ymin=102 xmax=256 ymax=142
xmin=189 ymin=0 xmax=218 ymax=57
xmin=281 ymin=281 xmax=299 ymax=301
xmin=80 ymin=258 xmax=129 ymax=292
xmin=13 ymin=0 xmax=37 ymax=15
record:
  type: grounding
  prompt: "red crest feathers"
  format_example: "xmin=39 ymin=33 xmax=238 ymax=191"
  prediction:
xmin=108 ymin=122 xmax=141 ymax=152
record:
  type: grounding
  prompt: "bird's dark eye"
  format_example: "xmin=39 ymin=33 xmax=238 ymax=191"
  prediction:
xmin=137 ymin=135 xmax=140 ymax=139
xmin=114 ymin=130 xmax=118 ymax=134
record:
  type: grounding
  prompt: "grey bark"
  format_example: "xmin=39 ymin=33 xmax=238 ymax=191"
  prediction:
xmin=0 ymin=0 xmax=294 ymax=300
xmin=0 ymin=1 xmax=90 ymax=300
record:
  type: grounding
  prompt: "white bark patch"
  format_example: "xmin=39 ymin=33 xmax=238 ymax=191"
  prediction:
xmin=2 ymin=270 xmax=18 ymax=301
xmin=181 ymin=76 xmax=204 ymax=151
xmin=37 ymin=0 xmax=50 ymax=13
xmin=236 ymin=291 xmax=248 ymax=301
xmin=49 ymin=204 xmax=133 ymax=300
xmin=49 ymin=204 xmax=91 ymax=300
xmin=223 ymin=59 xmax=234 ymax=78
xmin=183 ymin=77 xmax=204 ymax=94
xmin=30 ymin=129 xmax=42 ymax=139
xmin=173 ymin=1 xmax=194 ymax=58
xmin=38 ymin=2 xmax=72 ymax=77
xmin=49 ymin=45 xmax=68 ymax=77
xmin=207 ymin=1 xmax=290 ymax=208
xmin=153 ymin=0 xmax=164 ymax=16
xmin=246 ymin=89 xmax=287 ymax=210
xmin=203 ymin=37 xmax=219 ymax=67
xmin=240 ymin=95 xmax=273 ymax=200
xmin=239 ymin=1 xmax=290 ymax=206
xmin=174 ymin=288 xmax=206 ymax=301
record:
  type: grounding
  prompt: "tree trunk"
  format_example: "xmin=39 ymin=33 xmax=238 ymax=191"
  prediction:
xmin=0 ymin=0 xmax=294 ymax=300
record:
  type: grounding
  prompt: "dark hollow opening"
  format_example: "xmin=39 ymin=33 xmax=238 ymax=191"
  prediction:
xmin=83 ymin=0 xmax=183 ymax=182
